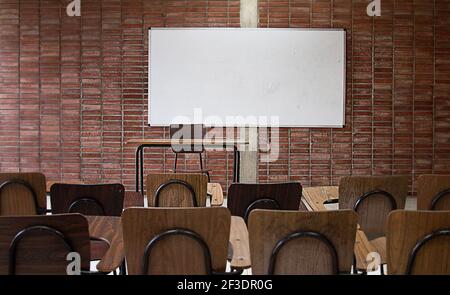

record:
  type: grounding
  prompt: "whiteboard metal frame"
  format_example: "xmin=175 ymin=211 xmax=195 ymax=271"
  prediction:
xmin=147 ymin=27 xmax=346 ymax=128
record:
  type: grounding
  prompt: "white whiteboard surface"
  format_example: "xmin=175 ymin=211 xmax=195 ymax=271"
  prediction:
xmin=149 ymin=28 xmax=345 ymax=127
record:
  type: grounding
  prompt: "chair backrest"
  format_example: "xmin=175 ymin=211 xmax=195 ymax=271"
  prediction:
xmin=248 ymin=209 xmax=358 ymax=275
xmin=0 ymin=173 xmax=47 ymax=216
xmin=417 ymin=175 xmax=450 ymax=210
xmin=0 ymin=214 xmax=90 ymax=275
xmin=122 ymin=207 xmax=230 ymax=275
xmin=50 ymin=183 xmax=125 ymax=216
xmin=169 ymin=124 xmax=205 ymax=153
xmin=339 ymin=176 xmax=408 ymax=240
xmin=387 ymin=210 xmax=450 ymax=275
xmin=146 ymin=173 xmax=208 ymax=207
xmin=227 ymin=182 xmax=302 ymax=223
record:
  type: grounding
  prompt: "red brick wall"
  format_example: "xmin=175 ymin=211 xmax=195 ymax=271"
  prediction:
xmin=0 ymin=0 xmax=449 ymax=193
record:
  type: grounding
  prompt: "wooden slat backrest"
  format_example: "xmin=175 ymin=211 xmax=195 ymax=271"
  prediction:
xmin=146 ymin=173 xmax=208 ymax=207
xmin=248 ymin=209 xmax=358 ymax=275
xmin=387 ymin=210 xmax=450 ymax=275
xmin=50 ymin=183 xmax=125 ymax=216
xmin=339 ymin=176 xmax=408 ymax=240
xmin=0 ymin=214 xmax=90 ymax=275
xmin=227 ymin=182 xmax=302 ymax=222
xmin=417 ymin=175 xmax=450 ymax=210
xmin=122 ymin=207 xmax=230 ymax=275
xmin=0 ymin=173 xmax=46 ymax=216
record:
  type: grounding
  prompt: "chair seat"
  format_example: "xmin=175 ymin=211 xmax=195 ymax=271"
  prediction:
xmin=370 ymin=236 xmax=387 ymax=265
xmin=90 ymin=239 xmax=110 ymax=261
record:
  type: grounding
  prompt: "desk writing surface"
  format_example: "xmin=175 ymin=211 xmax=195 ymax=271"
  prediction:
xmin=302 ymin=186 xmax=378 ymax=271
xmin=126 ymin=138 xmax=249 ymax=146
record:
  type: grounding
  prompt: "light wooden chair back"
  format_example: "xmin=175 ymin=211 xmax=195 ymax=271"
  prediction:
xmin=0 ymin=214 xmax=90 ymax=275
xmin=248 ymin=209 xmax=358 ymax=275
xmin=339 ymin=176 xmax=408 ymax=240
xmin=387 ymin=210 xmax=450 ymax=275
xmin=227 ymin=182 xmax=302 ymax=223
xmin=417 ymin=175 xmax=450 ymax=210
xmin=122 ymin=207 xmax=230 ymax=275
xmin=0 ymin=173 xmax=47 ymax=216
xmin=146 ymin=173 xmax=208 ymax=207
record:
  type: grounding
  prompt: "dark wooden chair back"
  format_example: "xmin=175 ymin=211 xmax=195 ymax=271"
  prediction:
xmin=0 ymin=214 xmax=90 ymax=275
xmin=387 ymin=210 xmax=450 ymax=275
xmin=146 ymin=173 xmax=208 ymax=207
xmin=227 ymin=182 xmax=302 ymax=223
xmin=339 ymin=176 xmax=408 ymax=240
xmin=417 ymin=175 xmax=450 ymax=210
xmin=122 ymin=207 xmax=230 ymax=275
xmin=50 ymin=183 xmax=125 ymax=216
xmin=169 ymin=124 xmax=205 ymax=153
xmin=0 ymin=173 xmax=47 ymax=216
xmin=248 ymin=209 xmax=358 ymax=275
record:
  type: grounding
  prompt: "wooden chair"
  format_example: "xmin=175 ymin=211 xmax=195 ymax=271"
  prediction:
xmin=248 ymin=209 xmax=358 ymax=275
xmin=122 ymin=207 xmax=231 ymax=275
xmin=146 ymin=173 xmax=208 ymax=207
xmin=169 ymin=124 xmax=210 ymax=181
xmin=227 ymin=182 xmax=302 ymax=223
xmin=0 ymin=214 xmax=91 ymax=275
xmin=339 ymin=176 xmax=408 ymax=270
xmin=387 ymin=210 xmax=450 ymax=275
xmin=50 ymin=183 xmax=125 ymax=216
xmin=0 ymin=172 xmax=47 ymax=216
xmin=416 ymin=175 xmax=450 ymax=210
xmin=50 ymin=183 xmax=125 ymax=264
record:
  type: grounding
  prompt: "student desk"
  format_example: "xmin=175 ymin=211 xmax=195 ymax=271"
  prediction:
xmin=302 ymin=186 xmax=379 ymax=272
xmin=126 ymin=139 xmax=248 ymax=195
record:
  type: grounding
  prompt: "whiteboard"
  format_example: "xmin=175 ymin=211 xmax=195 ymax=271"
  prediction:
xmin=148 ymin=28 xmax=346 ymax=127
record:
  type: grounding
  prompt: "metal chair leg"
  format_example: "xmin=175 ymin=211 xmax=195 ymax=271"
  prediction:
xmin=352 ymin=254 xmax=358 ymax=274
xmin=174 ymin=153 xmax=178 ymax=172
xmin=199 ymin=153 xmax=210 ymax=181
xmin=119 ymin=260 xmax=126 ymax=275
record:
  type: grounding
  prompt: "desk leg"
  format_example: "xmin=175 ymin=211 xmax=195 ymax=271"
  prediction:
xmin=140 ymin=146 xmax=144 ymax=195
xmin=135 ymin=146 xmax=141 ymax=192
xmin=236 ymin=149 xmax=240 ymax=182
xmin=233 ymin=145 xmax=237 ymax=182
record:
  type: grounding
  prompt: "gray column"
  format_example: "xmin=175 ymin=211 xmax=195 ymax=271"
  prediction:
xmin=239 ymin=0 xmax=259 ymax=183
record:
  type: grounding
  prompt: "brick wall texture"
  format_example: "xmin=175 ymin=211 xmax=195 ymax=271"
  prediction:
xmin=0 ymin=0 xmax=449 ymax=193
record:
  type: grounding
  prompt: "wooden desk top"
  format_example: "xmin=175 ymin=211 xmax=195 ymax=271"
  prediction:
xmin=302 ymin=186 xmax=339 ymax=211
xmin=207 ymin=183 xmax=224 ymax=207
xmin=87 ymin=216 xmax=124 ymax=273
xmin=302 ymin=186 xmax=377 ymax=271
xmin=229 ymin=216 xmax=251 ymax=270
xmin=126 ymin=138 xmax=248 ymax=146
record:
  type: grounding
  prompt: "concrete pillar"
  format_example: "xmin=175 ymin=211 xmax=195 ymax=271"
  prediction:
xmin=240 ymin=0 xmax=259 ymax=28
xmin=239 ymin=0 xmax=259 ymax=183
